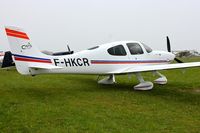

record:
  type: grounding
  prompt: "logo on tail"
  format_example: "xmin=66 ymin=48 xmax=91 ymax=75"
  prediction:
xmin=21 ymin=42 xmax=32 ymax=50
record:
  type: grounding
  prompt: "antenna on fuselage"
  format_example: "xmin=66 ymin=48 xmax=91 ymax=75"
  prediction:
xmin=67 ymin=45 xmax=74 ymax=54
xmin=67 ymin=45 xmax=71 ymax=52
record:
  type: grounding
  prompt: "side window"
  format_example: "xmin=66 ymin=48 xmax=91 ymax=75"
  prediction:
xmin=127 ymin=43 xmax=144 ymax=55
xmin=107 ymin=45 xmax=127 ymax=56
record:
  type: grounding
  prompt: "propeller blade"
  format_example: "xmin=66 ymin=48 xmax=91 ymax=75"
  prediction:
xmin=174 ymin=57 xmax=183 ymax=63
xmin=166 ymin=36 xmax=183 ymax=63
xmin=167 ymin=36 xmax=171 ymax=52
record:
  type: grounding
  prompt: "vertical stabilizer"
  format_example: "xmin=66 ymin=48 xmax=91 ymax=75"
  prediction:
xmin=5 ymin=26 xmax=52 ymax=75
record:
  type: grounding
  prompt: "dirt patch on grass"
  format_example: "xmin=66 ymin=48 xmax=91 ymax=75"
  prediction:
xmin=179 ymin=88 xmax=200 ymax=94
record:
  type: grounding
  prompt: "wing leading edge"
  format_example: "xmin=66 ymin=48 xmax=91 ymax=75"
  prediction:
xmin=110 ymin=62 xmax=200 ymax=74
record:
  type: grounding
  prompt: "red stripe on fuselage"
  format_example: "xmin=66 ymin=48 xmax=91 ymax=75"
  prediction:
xmin=91 ymin=62 xmax=167 ymax=64
xmin=5 ymin=28 xmax=29 ymax=40
xmin=14 ymin=57 xmax=51 ymax=63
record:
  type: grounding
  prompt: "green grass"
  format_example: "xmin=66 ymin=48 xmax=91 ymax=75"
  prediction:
xmin=0 ymin=57 xmax=200 ymax=133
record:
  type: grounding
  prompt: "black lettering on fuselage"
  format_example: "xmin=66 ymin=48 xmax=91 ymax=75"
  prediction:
xmin=71 ymin=58 xmax=78 ymax=66
xmin=54 ymin=59 xmax=60 ymax=66
xmin=53 ymin=58 xmax=90 ymax=67
xmin=83 ymin=58 xmax=90 ymax=66
xmin=64 ymin=58 xmax=71 ymax=67
xmin=77 ymin=58 xmax=83 ymax=66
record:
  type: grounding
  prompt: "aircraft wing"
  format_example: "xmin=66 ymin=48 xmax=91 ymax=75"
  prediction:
xmin=110 ymin=62 xmax=200 ymax=74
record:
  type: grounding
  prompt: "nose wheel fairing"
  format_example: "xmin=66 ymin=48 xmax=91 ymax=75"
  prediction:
xmin=154 ymin=77 xmax=167 ymax=85
xmin=153 ymin=71 xmax=167 ymax=85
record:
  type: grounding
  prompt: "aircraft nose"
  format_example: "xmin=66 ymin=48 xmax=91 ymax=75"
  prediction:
xmin=167 ymin=52 xmax=175 ymax=61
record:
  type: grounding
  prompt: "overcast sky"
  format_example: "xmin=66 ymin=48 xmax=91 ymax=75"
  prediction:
xmin=0 ymin=0 xmax=200 ymax=52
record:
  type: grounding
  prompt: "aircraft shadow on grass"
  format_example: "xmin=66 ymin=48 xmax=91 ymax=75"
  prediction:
xmin=60 ymin=75 xmax=200 ymax=105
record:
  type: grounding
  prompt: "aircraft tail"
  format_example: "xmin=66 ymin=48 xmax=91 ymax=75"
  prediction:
xmin=5 ymin=26 xmax=53 ymax=75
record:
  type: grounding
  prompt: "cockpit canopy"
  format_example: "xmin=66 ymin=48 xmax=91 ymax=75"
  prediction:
xmin=107 ymin=42 xmax=152 ymax=56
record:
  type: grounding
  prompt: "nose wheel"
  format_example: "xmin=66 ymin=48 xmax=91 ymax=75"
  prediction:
xmin=153 ymin=71 xmax=167 ymax=85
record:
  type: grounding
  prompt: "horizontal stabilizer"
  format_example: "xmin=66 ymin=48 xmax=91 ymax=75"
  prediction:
xmin=28 ymin=64 xmax=62 ymax=69
xmin=2 ymin=51 xmax=15 ymax=68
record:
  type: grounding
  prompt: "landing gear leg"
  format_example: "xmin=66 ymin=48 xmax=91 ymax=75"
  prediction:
xmin=134 ymin=73 xmax=153 ymax=91
xmin=153 ymin=71 xmax=167 ymax=85
xmin=98 ymin=74 xmax=116 ymax=85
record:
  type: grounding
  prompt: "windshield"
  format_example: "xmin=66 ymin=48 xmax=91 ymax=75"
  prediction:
xmin=142 ymin=43 xmax=152 ymax=53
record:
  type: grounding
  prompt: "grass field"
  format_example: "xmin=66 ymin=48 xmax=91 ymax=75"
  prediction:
xmin=0 ymin=57 xmax=200 ymax=133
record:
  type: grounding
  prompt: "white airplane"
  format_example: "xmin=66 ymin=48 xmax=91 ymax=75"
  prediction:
xmin=5 ymin=26 xmax=200 ymax=90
